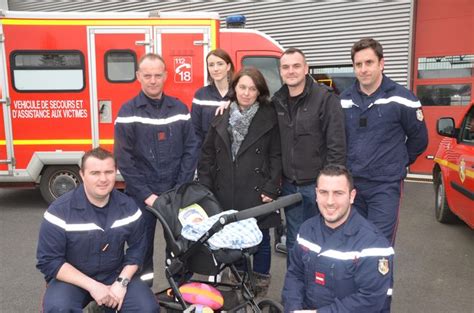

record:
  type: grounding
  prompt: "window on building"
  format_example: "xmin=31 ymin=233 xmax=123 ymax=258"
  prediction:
xmin=310 ymin=66 xmax=355 ymax=95
xmin=105 ymin=50 xmax=137 ymax=82
xmin=417 ymin=55 xmax=473 ymax=79
xmin=242 ymin=57 xmax=281 ymax=96
xmin=11 ymin=51 xmax=85 ymax=92
xmin=417 ymin=84 xmax=471 ymax=106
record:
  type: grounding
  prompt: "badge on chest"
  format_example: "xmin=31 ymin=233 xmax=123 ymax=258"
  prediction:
xmin=315 ymin=271 xmax=326 ymax=286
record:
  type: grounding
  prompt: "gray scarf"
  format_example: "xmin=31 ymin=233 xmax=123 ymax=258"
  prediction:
xmin=228 ymin=101 xmax=259 ymax=160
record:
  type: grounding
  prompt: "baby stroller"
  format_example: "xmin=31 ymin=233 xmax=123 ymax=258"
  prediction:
xmin=146 ymin=182 xmax=302 ymax=312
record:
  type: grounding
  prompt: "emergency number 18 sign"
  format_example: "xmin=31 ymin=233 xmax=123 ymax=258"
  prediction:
xmin=174 ymin=57 xmax=193 ymax=83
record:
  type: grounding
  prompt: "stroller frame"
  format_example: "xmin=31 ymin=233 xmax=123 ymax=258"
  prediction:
xmin=146 ymin=182 xmax=302 ymax=312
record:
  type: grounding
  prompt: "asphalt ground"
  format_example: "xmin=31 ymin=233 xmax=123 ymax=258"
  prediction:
xmin=0 ymin=181 xmax=473 ymax=312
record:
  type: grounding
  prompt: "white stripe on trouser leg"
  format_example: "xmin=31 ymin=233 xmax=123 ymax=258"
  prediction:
xmin=387 ymin=288 xmax=393 ymax=296
xmin=140 ymin=273 xmax=154 ymax=281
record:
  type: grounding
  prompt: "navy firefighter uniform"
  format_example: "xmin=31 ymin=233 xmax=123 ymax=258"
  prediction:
xmin=340 ymin=75 xmax=428 ymax=243
xmin=114 ymin=91 xmax=199 ymax=282
xmin=36 ymin=185 xmax=158 ymax=312
xmin=282 ymin=209 xmax=394 ymax=313
xmin=191 ymin=84 xmax=230 ymax=148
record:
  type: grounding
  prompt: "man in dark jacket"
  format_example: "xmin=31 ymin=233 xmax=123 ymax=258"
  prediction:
xmin=37 ymin=148 xmax=158 ymax=312
xmin=114 ymin=53 xmax=198 ymax=285
xmin=272 ymin=48 xmax=346 ymax=263
xmin=282 ymin=164 xmax=394 ymax=313
xmin=340 ymin=38 xmax=428 ymax=244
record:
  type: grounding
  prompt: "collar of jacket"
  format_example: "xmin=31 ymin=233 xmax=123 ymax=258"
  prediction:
xmin=272 ymin=74 xmax=314 ymax=106
xmin=313 ymin=208 xmax=362 ymax=250
xmin=136 ymin=91 xmax=174 ymax=109
xmin=349 ymin=74 xmax=397 ymax=99
xmin=208 ymin=83 xmax=231 ymax=100
xmin=211 ymin=104 xmax=276 ymax=158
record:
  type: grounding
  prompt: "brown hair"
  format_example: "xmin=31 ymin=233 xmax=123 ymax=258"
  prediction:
xmin=281 ymin=47 xmax=307 ymax=64
xmin=206 ymin=48 xmax=235 ymax=85
xmin=81 ymin=147 xmax=115 ymax=172
xmin=230 ymin=67 xmax=270 ymax=105
xmin=351 ymin=38 xmax=384 ymax=63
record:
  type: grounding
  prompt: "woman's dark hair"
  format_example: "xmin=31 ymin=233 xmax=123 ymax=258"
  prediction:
xmin=206 ymin=48 xmax=235 ymax=85
xmin=229 ymin=67 xmax=270 ymax=106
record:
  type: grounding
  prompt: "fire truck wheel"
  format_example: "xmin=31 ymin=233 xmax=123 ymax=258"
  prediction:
xmin=434 ymin=172 xmax=456 ymax=223
xmin=40 ymin=165 xmax=82 ymax=204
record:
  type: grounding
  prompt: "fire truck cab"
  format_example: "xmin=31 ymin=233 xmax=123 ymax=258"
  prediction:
xmin=0 ymin=10 xmax=284 ymax=203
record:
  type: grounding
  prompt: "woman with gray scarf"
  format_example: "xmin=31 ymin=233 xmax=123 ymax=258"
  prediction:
xmin=198 ymin=67 xmax=282 ymax=296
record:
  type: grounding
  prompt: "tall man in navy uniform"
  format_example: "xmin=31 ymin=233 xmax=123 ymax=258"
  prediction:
xmin=114 ymin=53 xmax=198 ymax=285
xmin=36 ymin=147 xmax=159 ymax=312
xmin=282 ymin=164 xmax=394 ymax=312
xmin=340 ymin=38 xmax=428 ymax=244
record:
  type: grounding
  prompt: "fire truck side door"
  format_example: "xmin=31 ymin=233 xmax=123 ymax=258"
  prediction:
xmin=0 ymin=24 xmax=13 ymax=175
xmin=89 ymin=28 xmax=150 ymax=150
xmin=154 ymin=27 xmax=209 ymax=108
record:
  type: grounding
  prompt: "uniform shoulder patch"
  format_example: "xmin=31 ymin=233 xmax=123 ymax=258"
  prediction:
xmin=416 ymin=108 xmax=424 ymax=121
xmin=378 ymin=257 xmax=390 ymax=275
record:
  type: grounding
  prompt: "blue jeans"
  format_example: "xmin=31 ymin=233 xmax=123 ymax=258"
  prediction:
xmin=253 ymin=228 xmax=271 ymax=274
xmin=236 ymin=228 xmax=271 ymax=275
xmin=282 ymin=179 xmax=318 ymax=266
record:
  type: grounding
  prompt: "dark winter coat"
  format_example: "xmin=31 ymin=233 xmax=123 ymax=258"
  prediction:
xmin=198 ymin=103 xmax=282 ymax=229
xmin=272 ymin=75 xmax=346 ymax=185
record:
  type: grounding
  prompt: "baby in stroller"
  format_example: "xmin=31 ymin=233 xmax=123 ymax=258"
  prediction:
xmin=146 ymin=182 xmax=301 ymax=312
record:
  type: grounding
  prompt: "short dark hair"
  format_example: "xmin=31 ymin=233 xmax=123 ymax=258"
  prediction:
xmin=229 ymin=67 xmax=270 ymax=105
xmin=206 ymin=48 xmax=235 ymax=85
xmin=80 ymin=147 xmax=115 ymax=172
xmin=138 ymin=53 xmax=166 ymax=70
xmin=317 ymin=164 xmax=354 ymax=191
xmin=351 ymin=38 xmax=384 ymax=63
xmin=281 ymin=47 xmax=307 ymax=63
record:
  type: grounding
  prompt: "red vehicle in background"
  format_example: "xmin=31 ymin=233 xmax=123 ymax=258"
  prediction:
xmin=0 ymin=11 xmax=283 ymax=203
xmin=433 ymin=104 xmax=474 ymax=228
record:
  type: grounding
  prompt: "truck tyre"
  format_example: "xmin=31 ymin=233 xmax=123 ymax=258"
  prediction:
xmin=434 ymin=173 xmax=456 ymax=223
xmin=40 ymin=165 xmax=82 ymax=204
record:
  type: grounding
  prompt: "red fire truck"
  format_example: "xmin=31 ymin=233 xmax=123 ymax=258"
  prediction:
xmin=0 ymin=11 xmax=284 ymax=203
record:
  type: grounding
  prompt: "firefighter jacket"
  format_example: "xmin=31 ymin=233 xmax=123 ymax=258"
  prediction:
xmin=282 ymin=209 xmax=394 ymax=313
xmin=191 ymin=84 xmax=230 ymax=148
xmin=272 ymin=75 xmax=346 ymax=185
xmin=340 ymin=75 xmax=428 ymax=182
xmin=114 ymin=91 xmax=199 ymax=206
xmin=36 ymin=185 xmax=147 ymax=283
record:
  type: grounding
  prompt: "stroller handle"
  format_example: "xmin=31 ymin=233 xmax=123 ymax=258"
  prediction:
xmin=222 ymin=193 xmax=303 ymax=225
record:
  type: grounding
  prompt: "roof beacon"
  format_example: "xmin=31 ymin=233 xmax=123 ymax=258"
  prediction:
xmin=226 ymin=15 xmax=246 ymax=28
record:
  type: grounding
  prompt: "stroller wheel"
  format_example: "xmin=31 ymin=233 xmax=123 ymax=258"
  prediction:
xmin=257 ymin=299 xmax=284 ymax=313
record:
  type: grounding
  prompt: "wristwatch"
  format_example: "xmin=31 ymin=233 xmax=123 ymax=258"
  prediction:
xmin=116 ymin=277 xmax=130 ymax=287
